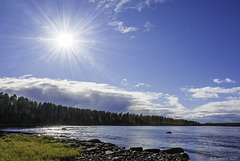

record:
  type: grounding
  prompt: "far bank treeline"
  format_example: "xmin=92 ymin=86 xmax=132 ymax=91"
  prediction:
xmin=0 ymin=92 xmax=200 ymax=127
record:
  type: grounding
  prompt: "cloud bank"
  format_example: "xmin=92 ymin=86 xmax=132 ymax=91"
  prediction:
xmin=1 ymin=76 xmax=240 ymax=123
xmin=0 ymin=76 xmax=184 ymax=117
xmin=181 ymin=79 xmax=240 ymax=122
xmin=184 ymin=86 xmax=240 ymax=99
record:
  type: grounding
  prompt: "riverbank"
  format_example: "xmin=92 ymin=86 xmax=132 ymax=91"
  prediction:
xmin=0 ymin=130 xmax=189 ymax=161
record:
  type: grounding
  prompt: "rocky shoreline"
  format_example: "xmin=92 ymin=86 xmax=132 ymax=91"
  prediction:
xmin=0 ymin=131 xmax=189 ymax=161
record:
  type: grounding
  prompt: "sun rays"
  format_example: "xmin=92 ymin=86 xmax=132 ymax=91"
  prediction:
xmin=26 ymin=0 xmax=106 ymax=77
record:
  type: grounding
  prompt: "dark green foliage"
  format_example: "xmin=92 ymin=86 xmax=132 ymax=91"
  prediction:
xmin=0 ymin=92 xmax=200 ymax=126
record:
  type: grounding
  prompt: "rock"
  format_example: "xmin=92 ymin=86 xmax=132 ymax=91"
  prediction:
xmin=130 ymin=147 xmax=143 ymax=152
xmin=81 ymin=146 xmax=87 ymax=150
xmin=180 ymin=152 xmax=190 ymax=160
xmin=105 ymin=150 xmax=114 ymax=155
xmin=144 ymin=149 xmax=161 ymax=153
xmin=105 ymin=143 xmax=115 ymax=147
xmin=166 ymin=131 xmax=172 ymax=134
xmin=111 ymin=156 xmax=121 ymax=161
xmin=61 ymin=128 xmax=67 ymax=130
xmin=83 ymin=142 xmax=95 ymax=147
xmin=85 ymin=147 xmax=98 ymax=153
xmin=69 ymin=142 xmax=78 ymax=148
xmin=162 ymin=147 xmax=184 ymax=154
xmin=87 ymin=139 xmax=102 ymax=143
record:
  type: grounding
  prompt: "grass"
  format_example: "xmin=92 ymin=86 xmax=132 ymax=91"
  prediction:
xmin=0 ymin=134 xmax=82 ymax=161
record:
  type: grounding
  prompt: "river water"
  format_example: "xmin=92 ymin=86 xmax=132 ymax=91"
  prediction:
xmin=3 ymin=126 xmax=240 ymax=161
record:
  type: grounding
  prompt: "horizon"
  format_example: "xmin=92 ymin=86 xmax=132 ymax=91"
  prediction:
xmin=1 ymin=0 xmax=240 ymax=123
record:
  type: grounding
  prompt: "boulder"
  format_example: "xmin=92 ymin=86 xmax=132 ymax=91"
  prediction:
xmin=85 ymin=147 xmax=98 ymax=153
xmin=166 ymin=131 xmax=172 ymax=134
xmin=180 ymin=152 xmax=190 ymax=160
xmin=162 ymin=148 xmax=184 ymax=154
xmin=83 ymin=142 xmax=95 ymax=147
xmin=105 ymin=150 xmax=114 ymax=155
xmin=87 ymin=139 xmax=102 ymax=143
xmin=144 ymin=149 xmax=160 ymax=153
xmin=130 ymin=147 xmax=143 ymax=152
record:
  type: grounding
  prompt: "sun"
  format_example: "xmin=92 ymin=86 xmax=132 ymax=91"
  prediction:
xmin=34 ymin=1 xmax=103 ymax=70
xmin=55 ymin=32 xmax=76 ymax=50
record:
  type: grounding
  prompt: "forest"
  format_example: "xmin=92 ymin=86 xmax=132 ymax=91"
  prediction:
xmin=0 ymin=92 xmax=201 ymax=127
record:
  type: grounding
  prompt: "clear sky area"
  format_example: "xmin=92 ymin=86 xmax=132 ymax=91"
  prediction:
xmin=0 ymin=0 xmax=240 ymax=123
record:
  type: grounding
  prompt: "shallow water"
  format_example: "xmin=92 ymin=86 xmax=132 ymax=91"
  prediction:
xmin=3 ymin=126 xmax=240 ymax=161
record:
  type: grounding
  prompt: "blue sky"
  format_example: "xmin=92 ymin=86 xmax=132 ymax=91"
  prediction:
xmin=0 ymin=0 xmax=240 ymax=123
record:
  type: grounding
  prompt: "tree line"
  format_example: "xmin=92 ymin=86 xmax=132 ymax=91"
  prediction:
xmin=0 ymin=92 xmax=201 ymax=127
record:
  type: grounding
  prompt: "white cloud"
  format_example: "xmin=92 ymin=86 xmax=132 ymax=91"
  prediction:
xmin=225 ymin=78 xmax=236 ymax=83
xmin=186 ymin=100 xmax=240 ymax=122
xmin=213 ymin=79 xmax=223 ymax=84
xmin=2 ymin=76 xmax=240 ymax=123
xmin=192 ymin=92 xmax=219 ymax=99
xmin=135 ymin=82 xmax=151 ymax=88
xmin=181 ymin=84 xmax=240 ymax=122
xmin=121 ymin=78 xmax=128 ymax=86
xmin=108 ymin=21 xmax=138 ymax=33
xmin=194 ymin=100 xmax=240 ymax=113
xmin=185 ymin=86 xmax=240 ymax=99
xmin=114 ymin=0 xmax=131 ymax=13
xmin=213 ymin=78 xmax=236 ymax=84
xmin=92 ymin=0 xmax=168 ymax=33
xmin=0 ymin=76 xmax=184 ymax=117
xmin=226 ymin=96 xmax=240 ymax=100
xmin=19 ymin=74 xmax=33 ymax=79
xmin=144 ymin=22 xmax=155 ymax=32
xmin=95 ymin=0 xmax=167 ymax=14
xmin=135 ymin=83 xmax=145 ymax=87
xmin=166 ymin=95 xmax=185 ymax=110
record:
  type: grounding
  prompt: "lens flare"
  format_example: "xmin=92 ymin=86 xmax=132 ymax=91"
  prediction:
xmin=55 ymin=32 xmax=75 ymax=49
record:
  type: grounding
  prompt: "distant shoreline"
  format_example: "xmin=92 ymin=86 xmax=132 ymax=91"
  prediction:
xmin=1 ymin=123 xmax=240 ymax=129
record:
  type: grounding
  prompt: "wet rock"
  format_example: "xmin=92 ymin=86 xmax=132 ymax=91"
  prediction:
xmin=105 ymin=150 xmax=114 ymax=155
xmin=83 ymin=141 xmax=96 ymax=147
xmin=144 ymin=148 xmax=161 ymax=153
xmin=87 ymin=139 xmax=102 ymax=143
xmin=180 ymin=152 xmax=190 ymax=160
xmin=61 ymin=128 xmax=67 ymax=130
xmin=162 ymin=147 xmax=184 ymax=154
xmin=166 ymin=131 xmax=172 ymax=134
xmin=130 ymin=147 xmax=143 ymax=152
xmin=105 ymin=143 xmax=116 ymax=147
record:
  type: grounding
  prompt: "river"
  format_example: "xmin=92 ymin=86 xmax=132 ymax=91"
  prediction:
xmin=3 ymin=126 xmax=240 ymax=161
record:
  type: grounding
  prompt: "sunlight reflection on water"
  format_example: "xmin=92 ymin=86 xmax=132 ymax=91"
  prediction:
xmin=3 ymin=126 xmax=240 ymax=161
